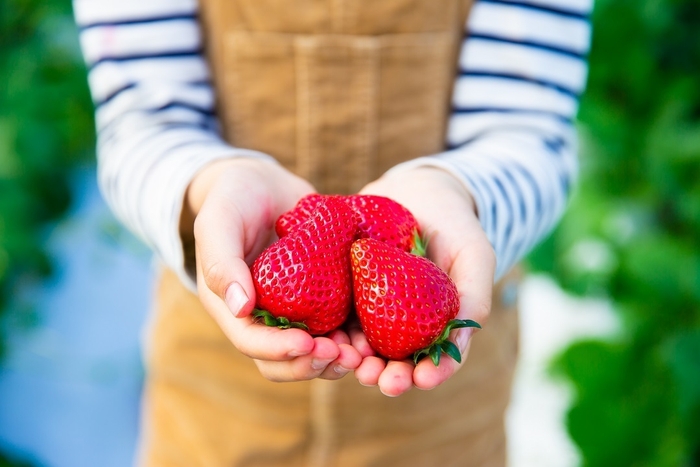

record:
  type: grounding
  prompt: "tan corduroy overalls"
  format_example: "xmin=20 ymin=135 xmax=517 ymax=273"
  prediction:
xmin=140 ymin=1 xmax=521 ymax=466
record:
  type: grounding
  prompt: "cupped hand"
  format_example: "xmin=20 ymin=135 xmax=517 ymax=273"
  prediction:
xmin=351 ymin=166 xmax=496 ymax=396
xmin=182 ymin=157 xmax=362 ymax=382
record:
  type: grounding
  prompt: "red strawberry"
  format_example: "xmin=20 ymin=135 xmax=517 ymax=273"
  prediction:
xmin=276 ymin=194 xmax=426 ymax=255
xmin=252 ymin=197 xmax=357 ymax=335
xmin=345 ymin=194 xmax=425 ymax=255
xmin=275 ymin=193 xmax=328 ymax=238
xmin=350 ymin=238 xmax=480 ymax=364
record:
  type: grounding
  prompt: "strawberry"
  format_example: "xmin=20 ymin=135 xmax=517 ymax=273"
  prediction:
xmin=345 ymin=195 xmax=425 ymax=255
xmin=350 ymin=238 xmax=480 ymax=364
xmin=252 ymin=197 xmax=357 ymax=335
xmin=276 ymin=194 xmax=426 ymax=255
xmin=275 ymin=193 xmax=328 ymax=238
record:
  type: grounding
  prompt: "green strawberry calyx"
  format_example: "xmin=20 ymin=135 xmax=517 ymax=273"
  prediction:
xmin=253 ymin=309 xmax=309 ymax=331
xmin=412 ymin=319 xmax=482 ymax=366
xmin=410 ymin=229 xmax=428 ymax=257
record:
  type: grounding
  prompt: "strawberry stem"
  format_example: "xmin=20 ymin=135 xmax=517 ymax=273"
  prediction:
xmin=413 ymin=319 xmax=482 ymax=366
xmin=253 ymin=309 xmax=309 ymax=331
xmin=410 ymin=229 xmax=428 ymax=257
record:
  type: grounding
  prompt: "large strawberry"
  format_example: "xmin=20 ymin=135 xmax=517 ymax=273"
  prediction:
xmin=276 ymin=194 xmax=425 ymax=255
xmin=252 ymin=197 xmax=357 ymax=335
xmin=351 ymin=238 xmax=480 ymax=364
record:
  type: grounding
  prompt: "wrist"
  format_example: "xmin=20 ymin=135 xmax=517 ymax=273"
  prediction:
xmin=186 ymin=157 xmax=279 ymax=216
xmin=377 ymin=166 xmax=477 ymax=215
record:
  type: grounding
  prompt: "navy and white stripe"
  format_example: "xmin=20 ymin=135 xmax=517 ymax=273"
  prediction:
xmin=73 ymin=0 xmax=592 ymax=287
xmin=393 ymin=0 xmax=591 ymax=279
xmin=74 ymin=0 xmax=272 ymax=288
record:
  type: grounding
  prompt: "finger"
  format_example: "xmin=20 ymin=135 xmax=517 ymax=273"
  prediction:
xmin=327 ymin=329 xmax=351 ymax=346
xmin=377 ymin=360 xmax=414 ymax=397
xmin=233 ymin=322 xmax=316 ymax=361
xmin=318 ymin=343 xmax=363 ymax=380
xmin=413 ymin=356 xmax=459 ymax=390
xmin=194 ymin=185 xmax=269 ymax=317
xmin=255 ymin=337 xmax=340 ymax=382
xmin=346 ymin=321 xmax=376 ymax=358
xmin=413 ymin=321 xmax=477 ymax=390
xmin=199 ymin=282 xmax=315 ymax=360
xmin=449 ymin=236 xmax=496 ymax=326
xmin=355 ymin=356 xmax=386 ymax=387
xmin=195 ymin=210 xmax=255 ymax=317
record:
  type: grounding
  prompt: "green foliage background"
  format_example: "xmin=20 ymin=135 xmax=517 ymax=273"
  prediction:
xmin=0 ymin=0 xmax=94 ymax=464
xmin=528 ymin=0 xmax=700 ymax=465
xmin=0 ymin=0 xmax=698 ymax=465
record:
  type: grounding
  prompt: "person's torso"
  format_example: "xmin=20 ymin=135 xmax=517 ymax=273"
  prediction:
xmin=199 ymin=0 xmax=473 ymax=193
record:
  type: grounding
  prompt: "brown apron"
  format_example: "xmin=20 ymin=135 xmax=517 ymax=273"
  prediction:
xmin=140 ymin=1 xmax=521 ymax=465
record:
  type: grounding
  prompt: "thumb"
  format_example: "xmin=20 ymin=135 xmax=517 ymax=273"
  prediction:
xmin=448 ymin=235 xmax=496 ymax=353
xmin=194 ymin=198 xmax=259 ymax=318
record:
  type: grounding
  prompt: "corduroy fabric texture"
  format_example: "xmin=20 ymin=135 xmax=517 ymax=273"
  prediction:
xmin=141 ymin=268 xmax=519 ymax=467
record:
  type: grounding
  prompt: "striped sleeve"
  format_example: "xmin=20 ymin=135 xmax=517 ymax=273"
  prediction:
xmin=73 ymin=0 xmax=273 ymax=289
xmin=390 ymin=0 xmax=593 ymax=280
xmin=75 ymin=0 xmax=592 ymax=288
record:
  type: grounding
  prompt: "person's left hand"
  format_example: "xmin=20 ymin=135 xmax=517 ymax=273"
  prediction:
xmin=350 ymin=166 xmax=496 ymax=397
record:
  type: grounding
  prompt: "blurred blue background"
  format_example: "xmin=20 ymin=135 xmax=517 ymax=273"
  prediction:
xmin=0 ymin=171 xmax=151 ymax=467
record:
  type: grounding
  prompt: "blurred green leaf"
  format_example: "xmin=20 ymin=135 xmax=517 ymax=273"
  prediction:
xmin=553 ymin=339 xmax=687 ymax=466
xmin=528 ymin=0 xmax=700 ymax=464
xmin=0 ymin=451 xmax=36 ymax=467
xmin=664 ymin=331 xmax=700 ymax=429
xmin=0 ymin=0 xmax=94 ymax=462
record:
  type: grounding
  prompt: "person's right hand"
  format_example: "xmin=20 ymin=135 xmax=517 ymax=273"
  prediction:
xmin=182 ymin=157 xmax=363 ymax=382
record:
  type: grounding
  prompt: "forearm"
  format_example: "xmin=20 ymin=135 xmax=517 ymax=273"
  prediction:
xmin=74 ymin=0 xmax=272 ymax=288
xmin=391 ymin=0 xmax=592 ymax=280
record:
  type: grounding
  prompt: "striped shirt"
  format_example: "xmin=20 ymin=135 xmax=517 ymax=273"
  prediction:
xmin=73 ymin=0 xmax=592 ymax=288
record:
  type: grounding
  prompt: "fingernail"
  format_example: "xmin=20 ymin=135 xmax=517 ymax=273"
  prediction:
xmin=225 ymin=282 xmax=249 ymax=317
xmin=379 ymin=388 xmax=400 ymax=398
xmin=311 ymin=358 xmax=333 ymax=371
xmin=334 ymin=365 xmax=349 ymax=375
xmin=288 ymin=349 xmax=309 ymax=358
xmin=456 ymin=328 xmax=474 ymax=354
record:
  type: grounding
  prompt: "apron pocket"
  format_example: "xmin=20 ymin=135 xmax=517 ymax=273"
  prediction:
xmin=221 ymin=30 xmax=454 ymax=194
